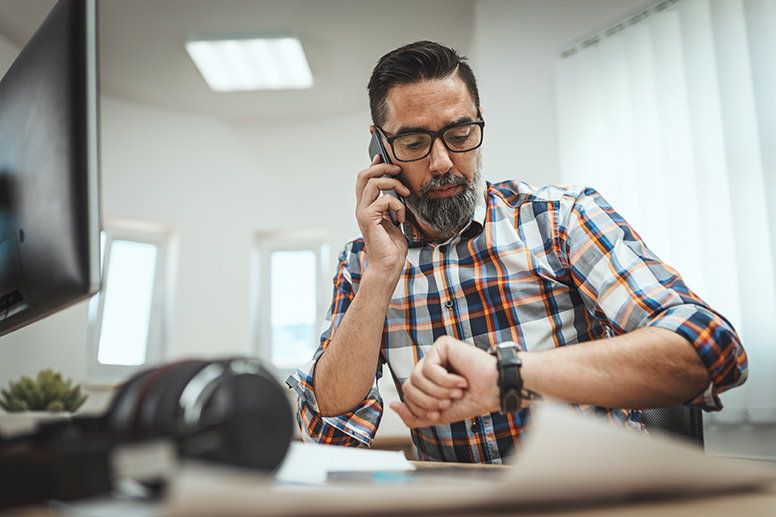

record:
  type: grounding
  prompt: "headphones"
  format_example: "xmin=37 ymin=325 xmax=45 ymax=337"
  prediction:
xmin=106 ymin=357 xmax=293 ymax=470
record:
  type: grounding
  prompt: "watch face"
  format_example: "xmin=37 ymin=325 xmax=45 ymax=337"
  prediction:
xmin=489 ymin=342 xmax=517 ymax=355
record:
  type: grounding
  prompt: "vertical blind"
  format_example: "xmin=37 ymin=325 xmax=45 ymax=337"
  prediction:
xmin=556 ymin=0 xmax=776 ymax=423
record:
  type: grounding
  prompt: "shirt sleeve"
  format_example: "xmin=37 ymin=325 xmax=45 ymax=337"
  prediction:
xmin=557 ymin=186 xmax=747 ymax=411
xmin=285 ymin=242 xmax=384 ymax=447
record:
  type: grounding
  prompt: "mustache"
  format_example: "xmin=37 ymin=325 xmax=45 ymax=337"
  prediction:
xmin=418 ymin=172 xmax=469 ymax=197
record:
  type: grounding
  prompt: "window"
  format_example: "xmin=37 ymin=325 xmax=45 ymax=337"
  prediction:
xmin=87 ymin=219 xmax=177 ymax=382
xmin=252 ymin=230 xmax=329 ymax=380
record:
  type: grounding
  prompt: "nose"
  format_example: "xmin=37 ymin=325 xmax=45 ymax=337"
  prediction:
xmin=427 ymin=136 xmax=453 ymax=175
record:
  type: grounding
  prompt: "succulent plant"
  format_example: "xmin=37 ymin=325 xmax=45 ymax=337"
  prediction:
xmin=0 ymin=369 xmax=87 ymax=413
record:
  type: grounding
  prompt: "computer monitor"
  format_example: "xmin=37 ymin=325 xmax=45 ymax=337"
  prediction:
xmin=0 ymin=0 xmax=100 ymax=338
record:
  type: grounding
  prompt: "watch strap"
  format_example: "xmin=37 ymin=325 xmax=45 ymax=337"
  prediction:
xmin=490 ymin=342 xmax=542 ymax=414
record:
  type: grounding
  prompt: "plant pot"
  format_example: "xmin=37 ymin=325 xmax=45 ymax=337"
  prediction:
xmin=0 ymin=410 xmax=72 ymax=438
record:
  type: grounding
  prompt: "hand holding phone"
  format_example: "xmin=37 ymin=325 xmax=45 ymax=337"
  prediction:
xmin=368 ymin=131 xmax=402 ymax=225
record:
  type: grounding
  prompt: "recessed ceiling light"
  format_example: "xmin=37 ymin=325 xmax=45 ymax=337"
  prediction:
xmin=185 ymin=31 xmax=314 ymax=92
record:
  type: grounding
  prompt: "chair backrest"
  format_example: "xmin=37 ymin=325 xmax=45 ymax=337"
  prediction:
xmin=640 ymin=405 xmax=704 ymax=449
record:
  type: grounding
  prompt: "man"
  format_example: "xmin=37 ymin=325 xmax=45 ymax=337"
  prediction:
xmin=286 ymin=41 xmax=747 ymax=463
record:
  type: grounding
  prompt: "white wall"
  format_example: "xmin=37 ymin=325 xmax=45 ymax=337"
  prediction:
xmin=99 ymin=97 xmax=367 ymax=361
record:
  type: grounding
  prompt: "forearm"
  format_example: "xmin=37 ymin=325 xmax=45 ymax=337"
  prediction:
xmin=392 ymin=327 xmax=711 ymax=427
xmin=314 ymin=269 xmax=399 ymax=417
xmin=521 ymin=327 xmax=711 ymax=409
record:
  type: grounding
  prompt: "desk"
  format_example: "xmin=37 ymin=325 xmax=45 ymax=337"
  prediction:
xmin=1 ymin=462 xmax=775 ymax=517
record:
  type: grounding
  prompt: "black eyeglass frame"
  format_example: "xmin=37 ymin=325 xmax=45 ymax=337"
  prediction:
xmin=374 ymin=117 xmax=485 ymax=163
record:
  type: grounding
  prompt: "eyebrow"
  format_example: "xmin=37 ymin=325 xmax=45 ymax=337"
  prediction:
xmin=393 ymin=114 xmax=477 ymax=137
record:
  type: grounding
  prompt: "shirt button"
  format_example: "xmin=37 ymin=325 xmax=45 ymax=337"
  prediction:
xmin=445 ymin=299 xmax=454 ymax=309
xmin=471 ymin=423 xmax=480 ymax=433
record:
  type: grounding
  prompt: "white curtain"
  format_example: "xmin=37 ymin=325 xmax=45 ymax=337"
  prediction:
xmin=556 ymin=0 xmax=776 ymax=423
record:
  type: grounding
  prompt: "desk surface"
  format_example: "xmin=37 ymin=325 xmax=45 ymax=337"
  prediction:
xmin=406 ymin=462 xmax=776 ymax=517
xmin=432 ymin=488 xmax=776 ymax=517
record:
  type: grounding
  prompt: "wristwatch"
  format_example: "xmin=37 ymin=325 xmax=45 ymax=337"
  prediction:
xmin=488 ymin=342 xmax=542 ymax=414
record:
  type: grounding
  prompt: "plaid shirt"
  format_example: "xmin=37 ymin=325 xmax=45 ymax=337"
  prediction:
xmin=287 ymin=182 xmax=747 ymax=463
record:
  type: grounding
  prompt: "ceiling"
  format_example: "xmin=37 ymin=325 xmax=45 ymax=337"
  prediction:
xmin=0 ymin=0 xmax=475 ymax=123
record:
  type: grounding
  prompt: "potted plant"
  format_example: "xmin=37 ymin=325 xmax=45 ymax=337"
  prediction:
xmin=0 ymin=369 xmax=88 ymax=436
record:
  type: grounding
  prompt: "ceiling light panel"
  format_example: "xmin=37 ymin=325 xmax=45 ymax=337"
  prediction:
xmin=185 ymin=32 xmax=314 ymax=92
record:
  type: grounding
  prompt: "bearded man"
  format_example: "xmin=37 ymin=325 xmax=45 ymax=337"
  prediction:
xmin=286 ymin=41 xmax=747 ymax=463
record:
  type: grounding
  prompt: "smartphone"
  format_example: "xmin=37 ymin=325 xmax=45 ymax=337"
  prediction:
xmin=368 ymin=131 xmax=402 ymax=225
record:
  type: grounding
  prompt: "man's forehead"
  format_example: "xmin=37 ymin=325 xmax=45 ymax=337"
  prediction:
xmin=383 ymin=77 xmax=478 ymax=132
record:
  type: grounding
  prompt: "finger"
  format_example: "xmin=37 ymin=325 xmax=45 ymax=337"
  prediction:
xmin=358 ymin=188 xmax=409 ymax=230
xmin=402 ymin=377 xmax=451 ymax=412
xmin=389 ymin=402 xmax=440 ymax=429
xmin=355 ymin=162 xmax=401 ymax=204
xmin=408 ymin=364 xmax=465 ymax=403
xmin=382 ymin=192 xmax=408 ymax=225
xmin=389 ymin=402 xmax=428 ymax=428
xmin=406 ymin=397 xmax=443 ymax=422
xmin=362 ymin=193 xmax=408 ymax=228
xmin=356 ymin=156 xmax=402 ymax=193
xmin=404 ymin=396 xmax=442 ymax=423
xmin=360 ymin=176 xmax=409 ymax=208
xmin=421 ymin=359 xmax=468 ymax=390
xmin=423 ymin=344 xmax=469 ymax=390
xmin=356 ymin=181 xmax=407 ymax=224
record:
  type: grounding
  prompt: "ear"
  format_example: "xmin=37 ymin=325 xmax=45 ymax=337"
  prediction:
xmin=479 ymin=106 xmax=484 ymax=117
xmin=369 ymin=125 xmax=376 ymax=135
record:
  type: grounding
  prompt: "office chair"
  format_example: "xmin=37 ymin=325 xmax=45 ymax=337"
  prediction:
xmin=640 ymin=405 xmax=704 ymax=449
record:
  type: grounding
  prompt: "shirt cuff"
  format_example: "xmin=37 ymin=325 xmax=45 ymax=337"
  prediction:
xmin=647 ymin=304 xmax=747 ymax=411
xmin=286 ymin=360 xmax=383 ymax=447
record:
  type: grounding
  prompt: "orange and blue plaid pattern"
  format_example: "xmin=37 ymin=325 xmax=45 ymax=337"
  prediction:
xmin=286 ymin=182 xmax=747 ymax=463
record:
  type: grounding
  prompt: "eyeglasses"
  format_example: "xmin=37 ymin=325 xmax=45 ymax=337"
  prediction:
xmin=375 ymin=118 xmax=485 ymax=163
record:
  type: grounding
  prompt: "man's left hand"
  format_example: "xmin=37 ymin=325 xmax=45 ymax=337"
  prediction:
xmin=389 ymin=336 xmax=500 ymax=428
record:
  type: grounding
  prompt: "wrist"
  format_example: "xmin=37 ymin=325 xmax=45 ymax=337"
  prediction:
xmin=516 ymin=349 xmax=536 ymax=393
xmin=362 ymin=261 xmax=404 ymax=288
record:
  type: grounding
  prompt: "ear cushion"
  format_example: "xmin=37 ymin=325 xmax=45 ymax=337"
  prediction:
xmin=105 ymin=369 xmax=153 ymax=442
xmin=174 ymin=359 xmax=294 ymax=471
xmin=105 ymin=360 xmax=201 ymax=442
xmin=125 ymin=361 xmax=204 ymax=442
xmin=135 ymin=361 xmax=207 ymax=440
xmin=217 ymin=366 xmax=294 ymax=470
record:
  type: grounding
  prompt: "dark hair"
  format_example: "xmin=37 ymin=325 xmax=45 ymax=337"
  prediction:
xmin=367 ymin=41 xmax=480 ymax=127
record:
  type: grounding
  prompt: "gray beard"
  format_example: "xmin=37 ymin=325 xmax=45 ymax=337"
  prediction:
xmin=403 ymin=158 xmax=485 ymax=240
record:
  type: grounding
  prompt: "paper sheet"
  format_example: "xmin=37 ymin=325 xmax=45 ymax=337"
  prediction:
xmin=498 ymin=405 xmax=776 ymax=504
xmin=161 ymin=406 xmax=776 ymax=516
xmin=274 ymin=441 xmax=414 ymax=486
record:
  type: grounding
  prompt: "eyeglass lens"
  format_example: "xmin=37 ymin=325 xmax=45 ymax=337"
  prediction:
xmin=391 ymin=123 xmax=482 ymax=162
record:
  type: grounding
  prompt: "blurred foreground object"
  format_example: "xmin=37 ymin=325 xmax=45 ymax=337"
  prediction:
xmin=0 ymin=357 xmax=293 ymax=509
